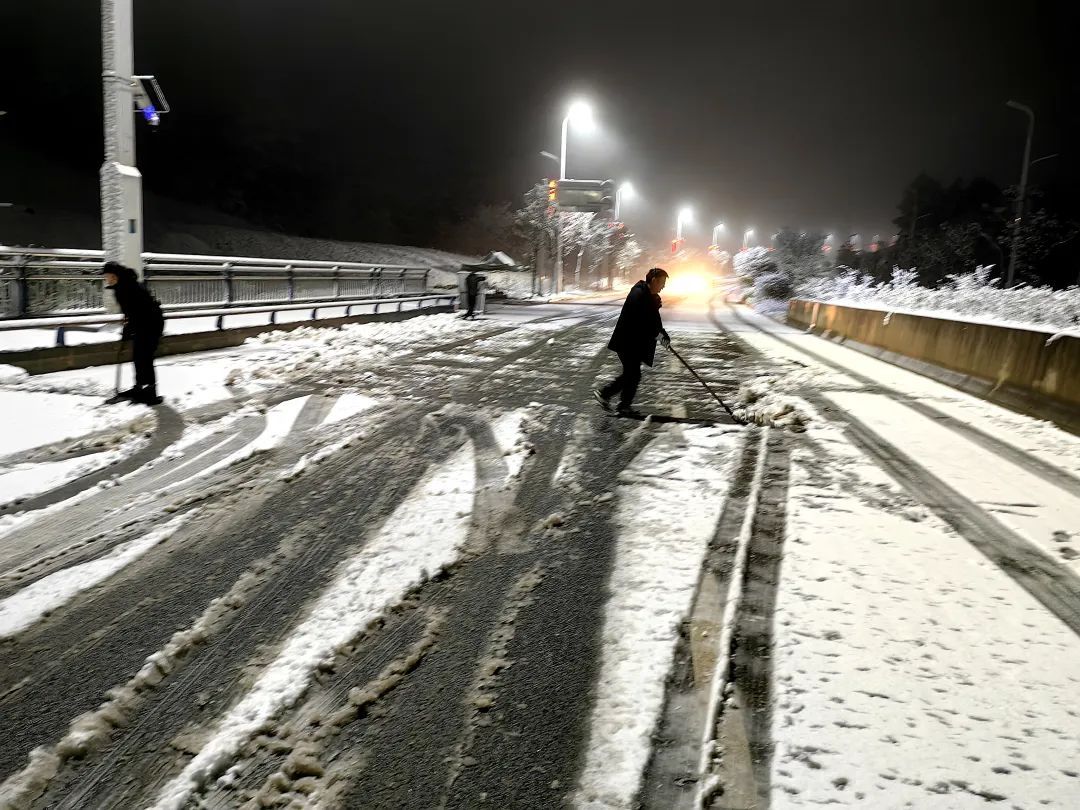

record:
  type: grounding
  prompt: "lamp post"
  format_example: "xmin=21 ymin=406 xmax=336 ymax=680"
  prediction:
xmin=1005 ymin=100 xmax=1035 ymax=287
xmin=559 ymin=100 xmax=594 ymax=181
xmin=676 ymin=207 xmax=693 ymax=241
xmin=553 ymin=100 xmax=595 ymax=295
xmin=711 ymin=222 xmax=726 ymax=247
xmin=100 ymin=0 xmax=145 ymax=278
xmin=742 ymin=228 xmax=755 ymax=250
xmin=614 ymin=181 xmax=635 ymax=221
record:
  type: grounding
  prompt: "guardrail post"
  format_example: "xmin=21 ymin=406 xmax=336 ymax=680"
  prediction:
xmin=216 ymin=314 xmax=225 ymax=330
xmin=223 ymin=263 xmax=234 ymax=307
xmin=16 ymin=262 xmax=30 ymax=318
xmin=332 ymin=266 xmax=341 ymax=300
xmin=287 ymin=265 xmax=295 ymax=301
xmin=55 ymin=326 xmax=66 ymax=347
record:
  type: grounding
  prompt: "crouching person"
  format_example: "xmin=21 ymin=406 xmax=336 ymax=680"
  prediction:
xmin=103 ymin=261 xmax=165 ymax=405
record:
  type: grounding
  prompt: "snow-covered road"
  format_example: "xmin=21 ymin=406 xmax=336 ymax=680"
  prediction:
xmin=0 ymin=298 xmax=1077 ymax=809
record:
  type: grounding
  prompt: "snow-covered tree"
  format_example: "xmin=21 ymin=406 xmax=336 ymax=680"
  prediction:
xmin=773 ymin=228 xmax=833 ymax=284
xmin=514 ymin=182 xmax=558 ymax=267
xmin=615 ymin=236 xmax=644 ymax=278
xmin=734 ymin=246 xmax=794 ymax=307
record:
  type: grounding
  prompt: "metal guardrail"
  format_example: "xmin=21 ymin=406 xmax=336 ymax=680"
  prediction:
xmin=0 ymin=294 xmax=457 ymax=347
xmin=0 ymin=247 xmax=432 ymax=318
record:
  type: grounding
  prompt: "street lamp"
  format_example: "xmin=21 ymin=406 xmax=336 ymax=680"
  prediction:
xmin=615 ymin=181 xmax=635 ymax=221
xmin=711 ymin=222 xmax=726 ymax=246
xmin=560 ymin=100 xmax=594 ymax=180
xmin=676 ymin=207 xmax=693 ymax=241
xmin=551 ymin=99 xmax=596 ymax=296
xmin=1005 ymin=99 xmax=1035 ymax=287
xmin=742 ymin=228 xmax=755 ymax=250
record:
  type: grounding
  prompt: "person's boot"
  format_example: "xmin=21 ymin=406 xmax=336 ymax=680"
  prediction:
xmin=130 ymin=385 xmax=163 ymax=406
xmin=592 ymin=389 xmax=612 ymax=412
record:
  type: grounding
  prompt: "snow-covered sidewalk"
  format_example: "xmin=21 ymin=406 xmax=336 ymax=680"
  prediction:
xmin=713 ymin=305 xmax=1080 ymax=808
xmin=774 ymin=430 xmax=1080 ymax=808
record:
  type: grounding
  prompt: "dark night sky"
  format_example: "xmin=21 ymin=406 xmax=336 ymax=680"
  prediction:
xmin=0 ymin=0 xmax=1076 ymax=250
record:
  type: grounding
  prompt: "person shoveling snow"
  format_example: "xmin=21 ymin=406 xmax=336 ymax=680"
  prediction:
xmin=102 ymin=262 xmax=165 ymax=406
xmin=594 ymin=267 xmax=745 ymax=425
xmin=593 ymin=268 xmax=671 ymax=417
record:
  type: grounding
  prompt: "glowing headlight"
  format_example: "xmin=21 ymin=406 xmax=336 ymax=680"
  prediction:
xmin=667 ymin=273 xmax=709 ymax=296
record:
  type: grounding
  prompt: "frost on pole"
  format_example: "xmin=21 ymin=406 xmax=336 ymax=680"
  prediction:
xmin=100 ymin=0 xmax=144 ymax=282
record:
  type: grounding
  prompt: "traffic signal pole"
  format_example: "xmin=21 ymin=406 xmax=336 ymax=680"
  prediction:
xmin=100 ymin=0 xmax=144 ymax=278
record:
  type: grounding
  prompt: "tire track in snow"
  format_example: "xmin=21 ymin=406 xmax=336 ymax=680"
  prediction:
xmin=0 ymin=405 xmax=184 ymax=518
xmin=197 ymin=405 xmax=547 ymax=807
xmin=0 ymin=512 xmax=196 ymax=641
xmin=572 ymin=424 xmax=744 ymax=809
xmin=145 ymin=440 xmax=477 ymax=810
xmin=717 ymin=301 xmax=1080 ymax=638
xmin=0 ymin=410 xmax=269 ymax=586
xmin=31 ymin=409 xmax=468 ymax=809
xmin=0 ymin=404 xmax=428 ymax=797
xmin=718 ymin=301 xmax=1080 ymax=498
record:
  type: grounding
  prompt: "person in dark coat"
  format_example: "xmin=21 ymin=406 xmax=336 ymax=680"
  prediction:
xmin=464 ymin=270 xmax=483 ymax=319
xmin=102 ymin=261 xmax=165 ymax=405
xmin=594 ymin=267 xmax=670 ymax=415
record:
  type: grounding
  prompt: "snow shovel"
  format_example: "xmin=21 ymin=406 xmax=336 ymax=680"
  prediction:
xmin=666 ymin=344 xmax=745 ymax=425
xmin=103 ymin=340 xmax=128 ymax=405
xmin=114 ymin=340 xmax=124 ymax=395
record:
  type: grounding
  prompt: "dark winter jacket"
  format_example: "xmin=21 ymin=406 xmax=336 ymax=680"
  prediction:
xmin=607 ymin=280 xmax=665 ymax=366
xmin=465 ymin=272 xmax=482 ymax=295
xmin=106 ymin=266 xmax=164 ymax=340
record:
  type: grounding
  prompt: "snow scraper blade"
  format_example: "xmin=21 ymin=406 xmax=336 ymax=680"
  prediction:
xmin=666 ymin=345 xmax=746 ymax=426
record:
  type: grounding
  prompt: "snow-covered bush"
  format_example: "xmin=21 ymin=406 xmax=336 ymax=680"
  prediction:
xmin=754 ymin=267 xmax=795 ymax=300
xmin=801 ymin=266 xmax=1080 ymax=331
xmin=733 ymin=246 xmax=773 ymax=280
xmin=733 ymin=247 xmax=789 ymax=313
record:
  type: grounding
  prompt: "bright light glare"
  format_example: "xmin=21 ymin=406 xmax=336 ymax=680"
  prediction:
xmin=568 ymin=100 xmax=595 ymax=132
xmin=666 ymin=271 xmax=710 ymax=297
xmin=678 ymin=207 xmax=693 ymax=224
xmin=619 ymin=181 xmax=636 ymax=198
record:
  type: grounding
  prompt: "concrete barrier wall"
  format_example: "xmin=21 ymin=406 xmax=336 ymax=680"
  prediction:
xmin=1 ymin=305 xmax=452 ymax=375
xmin=787 ymin=299 xmax=1080 ymax=414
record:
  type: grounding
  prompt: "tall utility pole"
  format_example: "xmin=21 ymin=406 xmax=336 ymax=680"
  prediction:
xmin=100 ymin=0 xmax=144 ymax=277
xmin=1005 ymin=100 xmax=1035 ymax=288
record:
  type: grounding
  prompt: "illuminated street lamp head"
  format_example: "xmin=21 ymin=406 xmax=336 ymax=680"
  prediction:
xmin=678 ymin=206 xmax=693 ymax=225
xmin=568 ymin=100 xmax=595 ymax=132
xmin=618 ymin=181 xmax=635 ymax=198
